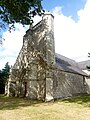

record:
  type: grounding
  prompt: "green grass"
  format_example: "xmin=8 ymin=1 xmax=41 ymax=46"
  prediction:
xmin=62 ymin=94 xmax=90 ymax=107
xmin=0 ymin=94 xmax=90 ymax=120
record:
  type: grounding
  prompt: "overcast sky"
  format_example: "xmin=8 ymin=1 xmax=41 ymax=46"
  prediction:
xmin=0 ymin=0 xmax=90 ymax=69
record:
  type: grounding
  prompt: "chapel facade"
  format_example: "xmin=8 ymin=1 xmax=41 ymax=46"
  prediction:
xmin=7 ymin=13 xmax=88 ymax=101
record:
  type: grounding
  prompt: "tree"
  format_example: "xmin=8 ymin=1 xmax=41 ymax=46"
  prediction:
xmin=0 ymin=0 xmax=44 ymax=31
xmin=2 ymin=62 xmax=10 ymax=79
xmin=0 ymin=0 xmax=44 ymax=44
xmin=0 ymin=62 xmax=10 ymax=94
xmin=0 ymin=70 xmax=4 ymax=94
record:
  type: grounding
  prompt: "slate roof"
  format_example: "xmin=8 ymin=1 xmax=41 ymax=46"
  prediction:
xmin=78 ymin=60 xmax=90 ymax=70
xmin=55 ymin=53 xmax=87 ymax=76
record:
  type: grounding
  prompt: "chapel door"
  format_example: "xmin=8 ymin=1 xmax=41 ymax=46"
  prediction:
xmin=24 ymin=82 xmax=27 ymax=97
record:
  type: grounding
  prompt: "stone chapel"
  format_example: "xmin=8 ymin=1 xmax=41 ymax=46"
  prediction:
xmin=7 ymin=13 xmax=90 ymax=101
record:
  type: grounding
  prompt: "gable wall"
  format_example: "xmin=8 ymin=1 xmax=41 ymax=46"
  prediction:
xmin=8 ymin=14 xmax=55 ymax=100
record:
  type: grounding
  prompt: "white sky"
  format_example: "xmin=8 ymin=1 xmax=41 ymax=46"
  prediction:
xmin=0 ymin=0 xmax=90 ymax=69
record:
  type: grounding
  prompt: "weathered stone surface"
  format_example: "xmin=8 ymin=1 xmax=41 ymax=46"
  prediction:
xmin=7 ymin=13 xmax=88 ymax=101
xmin=53 ymin=70 xmax=85 ymax=99
xmin=85 ymin=77 xmax=90 ymax=94
xmin=46 ymin=78 xmax=53 ymax=101
xmin=7 ymin=13 xmax=55 ymax=100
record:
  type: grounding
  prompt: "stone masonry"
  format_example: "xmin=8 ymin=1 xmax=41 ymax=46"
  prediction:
xmin=7 ymin=13 xmax=87 ymax=101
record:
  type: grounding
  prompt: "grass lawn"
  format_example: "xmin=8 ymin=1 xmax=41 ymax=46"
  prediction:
xmin=0 ymin=94 xmax=90 ymax=120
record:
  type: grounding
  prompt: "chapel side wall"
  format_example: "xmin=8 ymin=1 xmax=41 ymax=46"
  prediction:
xmin=53 ymin=70 xmax=86 ymax=99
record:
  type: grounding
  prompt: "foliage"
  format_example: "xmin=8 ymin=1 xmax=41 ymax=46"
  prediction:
xmin=2 ymin=62 xmax=10 ymax=79
xmin=0 ymin=0 xmax=44 ymax=31
xmin=0 ymin=70 xmax=4 ymax=94
xmin=0 ymin=62 xmax=10 ymax=94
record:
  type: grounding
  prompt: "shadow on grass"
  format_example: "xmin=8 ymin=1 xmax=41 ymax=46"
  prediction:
xmin=0 ymin=94 xmax=90 ymax=110
xmin=61 ymin=94 xmax=90 ymax=107
xmin=0 ymin=94 xmax=43 ymax=110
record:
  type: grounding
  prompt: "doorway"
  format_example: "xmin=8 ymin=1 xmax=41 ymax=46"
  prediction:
xmin=24 ymin=82 xmax=27 ymax=97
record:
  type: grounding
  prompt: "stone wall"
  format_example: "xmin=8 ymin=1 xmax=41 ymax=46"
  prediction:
xmin=53 ymin=69 xmax=86 ymax=99
xmin=85 ymin=77 xmax=90 ymax=94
